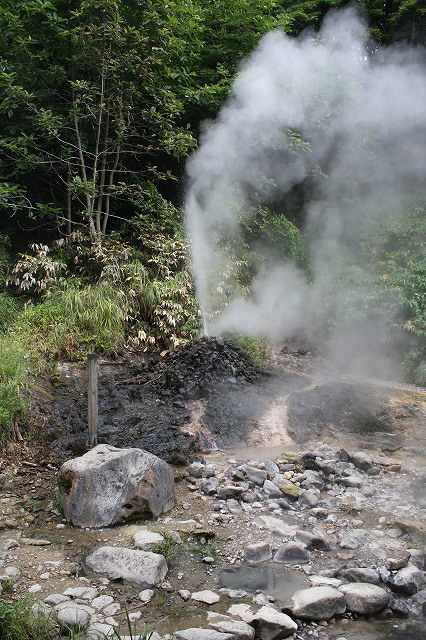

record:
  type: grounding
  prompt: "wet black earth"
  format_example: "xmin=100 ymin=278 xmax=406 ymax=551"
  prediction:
xmin=37 ymin=339 xmax=426 ymax=461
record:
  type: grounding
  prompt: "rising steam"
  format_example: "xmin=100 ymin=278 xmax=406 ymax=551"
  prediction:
xmin=185 ymin=9 xmax=426 ymax=379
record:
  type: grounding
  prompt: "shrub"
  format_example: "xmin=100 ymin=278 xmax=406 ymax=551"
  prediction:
xmin=0 ymin=337 xmax=28 ymax=444
xmin=0 ymin=294 xmax=17 ymax=332
xmin=227 ymin=333 xmax=268 ymax=364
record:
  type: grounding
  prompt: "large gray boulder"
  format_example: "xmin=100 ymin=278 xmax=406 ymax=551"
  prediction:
xmin=339 ymin=583 xmax=390 ymax=614
xmin=58 ymin=444 xmax=175 ymax=527
xmin=290 ymin=586 xmax=346 ymax=620
xmin=85 ymin=546 xmax=167 ymax=588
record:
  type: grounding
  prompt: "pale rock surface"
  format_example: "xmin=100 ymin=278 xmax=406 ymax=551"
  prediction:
xmin=192 ymin=590 xmax=220 ymax=605
xmin=64 ymin=586 xmax=99 ymax=600
xmin=58 ymin=444 xmax=175 ymax=527
xmin=209 ymin=619 xmax=255 ymax=640
xmin=290 ymin=586 xmax=346 ymax=620
xmin=339 ymin=583 xmax=390 ymax=614
xmin=139 ymin=589 xmax=155 ymax=603
xmin=56 ymin=606 xmax=91 ymax=630
xmin=133 ymin=530 xmax=165 ymax=550
xmin=85 ymin=546 xmax=167 ymax=588
xmin=175 ymin=629 xmax=234 ymax=640
xmin=227 ymin=604 xmax=255 ymax=623
xmin=253 ymin=606 xmax=298 ymax=640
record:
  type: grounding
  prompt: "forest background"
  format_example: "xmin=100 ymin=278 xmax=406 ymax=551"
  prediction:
xmin=0 ymin=0 xmax=425 ymax=443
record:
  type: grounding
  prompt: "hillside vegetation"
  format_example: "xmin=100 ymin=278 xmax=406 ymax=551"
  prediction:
xmin=0 ymin=0 xmax=425 ymax=444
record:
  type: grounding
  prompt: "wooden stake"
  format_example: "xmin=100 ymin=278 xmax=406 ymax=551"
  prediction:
xmin=87 ymin=353 xmax=98 ymax=447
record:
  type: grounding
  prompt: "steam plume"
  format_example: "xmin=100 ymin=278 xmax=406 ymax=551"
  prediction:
xmin=185 ymin=9 xmax=426 ymax=379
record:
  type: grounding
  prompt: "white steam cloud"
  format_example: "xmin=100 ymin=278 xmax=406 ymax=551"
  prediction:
xmin=185 ymin=9 xmax=426 ymax=379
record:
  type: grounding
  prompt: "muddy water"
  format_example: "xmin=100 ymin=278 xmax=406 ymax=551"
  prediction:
xmin=328 ymin=619 xmax=425 ymax=640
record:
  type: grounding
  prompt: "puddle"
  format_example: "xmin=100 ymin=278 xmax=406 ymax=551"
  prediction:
xmin=329 ymin=618 xmax=425 ymax=640
xmin=218 ymin=564 xmax=309 ymax=604
xmin=225 ymin=444 xmax=300 ymax=461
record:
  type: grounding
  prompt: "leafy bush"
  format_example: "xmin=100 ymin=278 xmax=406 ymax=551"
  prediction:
xmin=15 ymin=284 xmax=126 ymax=360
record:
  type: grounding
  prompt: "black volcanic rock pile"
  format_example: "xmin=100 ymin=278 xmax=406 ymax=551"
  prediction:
xmin=155 ymin=337 xmax=264 ymax=400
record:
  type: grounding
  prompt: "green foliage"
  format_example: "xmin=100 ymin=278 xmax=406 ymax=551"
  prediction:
xmin=0 ymin=597 xmax=54 ymax=640
xmin=227 ymin=333 xmax=268 ymax=364
xmin=0 ymin=337 xmax=28 ymax=443
xmin=0 ymin=294 xmax=17 ymax=332
xmin=15 ymin=284 xmax=126 ymax=359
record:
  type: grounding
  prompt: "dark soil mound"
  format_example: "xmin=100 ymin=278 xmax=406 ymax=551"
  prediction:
xmin=154 ymin=337 xmax=263 ymax=400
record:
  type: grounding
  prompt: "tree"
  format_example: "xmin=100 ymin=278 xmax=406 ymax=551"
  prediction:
xmin=0 ymin=0 xmax=196 ymax=238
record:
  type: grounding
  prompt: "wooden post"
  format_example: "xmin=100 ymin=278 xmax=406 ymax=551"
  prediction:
xmin=87 ymin=353 xmax=98 ymax=447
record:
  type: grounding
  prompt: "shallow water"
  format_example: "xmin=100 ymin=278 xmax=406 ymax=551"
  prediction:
xmin=218 ymin=563 xmax=309 ymax=604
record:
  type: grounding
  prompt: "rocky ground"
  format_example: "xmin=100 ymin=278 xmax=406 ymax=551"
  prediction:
xmin=0 ymin=340 xmax=425 ymax=640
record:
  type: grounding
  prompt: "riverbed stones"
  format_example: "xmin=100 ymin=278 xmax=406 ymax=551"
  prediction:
xmin=242 ymin=466 xmax=268 ymax=485
xmin=273 ymin=542 xmax=311 ymax=564
xmin=299 ymin=489 xmax=320 ymax=508
xmin=84 ymin=546 xmax=167 ymax=588
xmin=244 ymin=542 xmax=272 ymax=564
xmin=339 ymin=583 xmax=390 ymax=614
xmin=294 ymin=530 xmax=331 ymax=551
xmin=58 ymin=444 xmax=175 ymax=527
xmin=290 ymin=586 xmax=346 ymax=620
xmin=263 ymin=480 xmax=283 ymax=498
xmin=252 ymin=606 xmax=298 ymax=640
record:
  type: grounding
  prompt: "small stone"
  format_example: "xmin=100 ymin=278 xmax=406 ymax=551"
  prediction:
xmin=103 ymin=603 xmax=121 ymax=616
xmin=57 ymin=606 xmax=90 ymax=630
xmin=201 ymin=478 xmax=220 ymax=495
xmin=3 ymin=539 xmax=19 ymax=550
xmin=253 ymin=606 xmax=298 ymax=639
xmin=28 ymin=584 xmax=42 ymax=593
xmin=44 ymin=594 xmax=71 ymax=605
xmin=188 ymin=462 xmax=205 ymax=478
xmin=386 ymin=563 xmax=425 ymax=595
xmin=299 ymin=489 xmax=320 ymax=508
xmin=263 ymin=480 xmax=283 ymax=499
xmin=203 ymin=556 xmax=215 ymax=564
xmin=389 ymin=598 xmax=410 ymax=617
xmin=39 ymin=572 xmax=50 ymax=580
xmin=209 ymin=619 xmax=255 ymax=640
xmin=178 ymin=590 xmax=191 ymax=601
xmin=133 ymin=530 xmax=165 ymax=551
xmin=139 ymin=589 xmax=155 ymax=603
xmin=227 ymin=590 xmax=247 ymax=599
xmin=279 ymin=482 xmax=300 ymax=501
xmin=273 ymin=542 xmax=311 ymax=564
xmin=252 ymin=593 xmax=269 ymax=606
xmin=295 ymin=530 xmax=331 ymax=551
xmin=192 ymin=590 xmax=220 ymax=605
xmin=91 ymin=596 xmax=114 ymax=609
xmin=175 ymin=630 xmax=234 ymax=640
xmin=21 ymin=538 xmax=51 ymax=546
xmin=340 ymin=568 xmax=380 ymax=584
xmin=242 ymin=466 xmax=268 ymax=485
xmin=64 ymin=586 xmax=99 ymax=600
xmin=386 ymin=552 xmax=411 ymax=571
xmin=227 ymin=604 xmax=254 ymax=623
xmin=244 ymin=542 xmax=272 ymax=565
